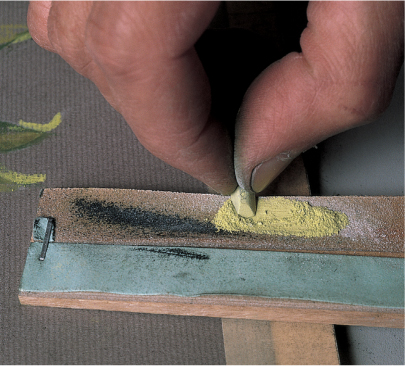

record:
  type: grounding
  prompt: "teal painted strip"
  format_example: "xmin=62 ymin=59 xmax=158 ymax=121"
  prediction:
xmin=20 ymin=243 xmax=404 ymax=308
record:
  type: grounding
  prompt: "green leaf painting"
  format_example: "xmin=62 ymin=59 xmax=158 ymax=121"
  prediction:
xmin=0 ymin=24 xmax=32 ymax=50
xmin=0 ymin=113 xmax=62 ymax=192
xmin=1 ymin=24 xmax=62 ymax=192
xmin=0 ymin=122 xmax=47 ymax=153
xmin=0 ymin=113 xmax=62 ymax=152
xmin=0 ymin=167 xmax=46 ymax=193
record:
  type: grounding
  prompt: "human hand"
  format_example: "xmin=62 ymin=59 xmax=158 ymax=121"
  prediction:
xmin=27 ymin=1 xmax=236 ymax=195
xmin=27 ymin=1 xmax=403 ymax=195
xmin=234 ymin=1 xmax=404 ymax=193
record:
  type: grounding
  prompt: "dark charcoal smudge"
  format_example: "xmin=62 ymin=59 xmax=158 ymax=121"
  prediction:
xmin=72 ymin=197 xmax=219 ymax=235
xmin=135 ymin=247 xmax=209 ymax=260
xmin=33 ymin=218 xmax=42 ymax=232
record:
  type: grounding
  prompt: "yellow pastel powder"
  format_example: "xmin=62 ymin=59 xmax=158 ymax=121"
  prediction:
xmin=18 ymin=112 xmax=62 ymax=132
xmin=0 ymin=168 xmax=46 ymax=185
xmin=213 ymin=197 xmax=349 ymax=238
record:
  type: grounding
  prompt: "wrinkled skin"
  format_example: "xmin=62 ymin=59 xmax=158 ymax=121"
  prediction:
xmin=28 ymin=1 xmax=404 ymax=194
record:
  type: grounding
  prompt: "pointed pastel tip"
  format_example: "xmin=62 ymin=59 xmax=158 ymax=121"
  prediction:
xmin=230 ymin=186 xmax=257 ymax=218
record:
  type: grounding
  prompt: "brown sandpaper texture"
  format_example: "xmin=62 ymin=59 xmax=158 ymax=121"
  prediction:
xmin=35 ymin=188 xmax=403 ymax=257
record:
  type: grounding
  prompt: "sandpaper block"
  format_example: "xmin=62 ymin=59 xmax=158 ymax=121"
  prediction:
xmin=19 ymin=188 xmax=404 ymax=328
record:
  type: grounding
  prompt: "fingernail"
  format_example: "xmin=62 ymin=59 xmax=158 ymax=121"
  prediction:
xmin=251 ymin=151 xmax=298 ymax=193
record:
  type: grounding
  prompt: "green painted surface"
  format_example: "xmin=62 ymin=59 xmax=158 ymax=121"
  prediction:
xmin=20 ymin=243 xmax=404 ymax=308
xmin=0 ymin=121 xmax=47 ymax=152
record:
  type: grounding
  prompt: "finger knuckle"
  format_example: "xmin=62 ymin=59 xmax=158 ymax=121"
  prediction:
xmin=335 ymin=80 xmax=392 ymax=125
xmin=85 ymin=21 xmax=122 ymax=70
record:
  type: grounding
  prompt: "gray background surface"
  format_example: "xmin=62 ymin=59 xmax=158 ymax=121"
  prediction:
xmin=0 ymin=2 xmax=403 ymax=364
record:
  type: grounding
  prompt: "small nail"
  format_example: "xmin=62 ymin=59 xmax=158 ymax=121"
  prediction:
xmin=251 ymin=152 xmax=298 ymax=193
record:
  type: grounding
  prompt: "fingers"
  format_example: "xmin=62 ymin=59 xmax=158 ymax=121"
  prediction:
xmin=235 ymin=1 xmax=404 ymax=193
xmin=85 ymin=2 xmax=236 ymax=194
xmin=27 ymin=1 xmax=53 ymax=51
xmin=27 ymin=1 xmax=236 ymax=194
xmin=29 ymin=1 xmax=118 ymax=110
xmin=48 ymin=2 xmax=120 ymax=110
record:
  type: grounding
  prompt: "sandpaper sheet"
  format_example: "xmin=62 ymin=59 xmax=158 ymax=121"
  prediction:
xmin=33 ymin=188 xmax=403 ymax=257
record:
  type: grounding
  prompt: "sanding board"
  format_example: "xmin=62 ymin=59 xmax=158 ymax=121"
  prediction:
xmin=19 ymin=188 xmax=404 ymax=328
xmin=222 ymin=319 xmax=340 ymax=365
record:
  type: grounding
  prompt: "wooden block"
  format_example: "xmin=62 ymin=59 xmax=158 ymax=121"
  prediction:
xmin=19 ymin=291 xmax=404 ymax=328
xmin=19 ymin=188 xmax=404 ymax=328
xmin=221 ymin=157 xmax=338 ymax=365
xmin=222 ymin=319 xmax=277 ymax=364
xmin=19 ymin=238 xmax=404 ymax=327
xmin=222 ymin=319 xmax=339 ymax=365
xmin=19 ymin=243 xmax=403 ymax=308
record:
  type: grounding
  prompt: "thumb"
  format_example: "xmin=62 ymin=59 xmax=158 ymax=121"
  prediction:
xmin=234 ymin=1 xmax=404 ymax=193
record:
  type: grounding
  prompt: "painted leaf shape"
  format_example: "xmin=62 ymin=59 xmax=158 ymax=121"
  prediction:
xmin=0 ymin=166 xmax=46 ymax=192
xmin=0 ymin=175 xmax=19 ymax=192
xmin=0 ymin=122 xmax=47 ymax=152
xmin=10 ymin=30 xmax=32 ymax=44
xmin=0 ymin=113 xmax=61 ymax=191
xmin=18 ymin=112 xmax=62 ymax=132
xmin=0 ymin=24 xmax=32 ymax=51
xmin=0 ymin=24 xmax=28 ymax=43
xmin=0 ymin=113 xmax=62 ymax=152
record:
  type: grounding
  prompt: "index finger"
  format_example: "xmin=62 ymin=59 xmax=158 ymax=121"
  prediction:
xmin=27 ymin=1 xmax=54 ymax=51
xmin=85 ymin=2 xmax=237 ymax=195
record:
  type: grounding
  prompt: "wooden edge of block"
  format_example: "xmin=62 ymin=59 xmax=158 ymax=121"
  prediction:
xmin=19 ymin=291 xmax=404 ymax=328
xmin=221 ymin=319 xmax=340 ymax=365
